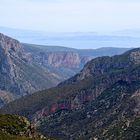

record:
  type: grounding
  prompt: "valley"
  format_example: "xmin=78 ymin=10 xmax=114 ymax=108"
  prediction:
xmin=1 ymin=1 xmax=140 ymax=139
xmin=0 ymin=33 xmax=129 ymax=108
xmin=1 ymin=44 xmax=140 ymax=139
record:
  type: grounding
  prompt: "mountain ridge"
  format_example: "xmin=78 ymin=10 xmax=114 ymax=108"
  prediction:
xmin=0 ymin=33 xmax=131 ymax=108
xmin=23 ymin=43 xmax=130 ymax=81
xmin=1 ymin=48 xmax=140 ymax=139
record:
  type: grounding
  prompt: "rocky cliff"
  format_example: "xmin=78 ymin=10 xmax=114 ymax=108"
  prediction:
xmin=32 ymin=51 xmax=92 ymax=69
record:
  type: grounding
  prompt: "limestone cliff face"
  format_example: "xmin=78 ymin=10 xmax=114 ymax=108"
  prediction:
xmin=27 ymin=50 xmax=92 ymax=69
xmin=47 ymin=52 xmax=93 ymax=68
xmin=47 ymin=52 xmax=81 ymax=68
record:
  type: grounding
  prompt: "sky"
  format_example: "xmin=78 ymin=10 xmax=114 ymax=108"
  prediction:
xmin=0 ymin=0 xmax=140 ymax=32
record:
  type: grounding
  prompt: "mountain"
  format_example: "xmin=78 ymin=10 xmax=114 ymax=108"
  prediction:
xmin=0 ymin=33 xmax=63 ymax=107
xmin=1 ymin=26 xmax=140 ymax=49
xmin=0 ymin=33 xmax=130 ymax=108
xmin=22 ymin=43 xmax=130 ymax=79
xmin=1 ymin=48 xmax=140 ymax=139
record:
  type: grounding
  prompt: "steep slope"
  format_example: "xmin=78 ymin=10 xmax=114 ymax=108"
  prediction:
xmin=1 ymin=48 xmax=140 ymax=139
xmin=0 ymin=33 xmax=63 ymax=107
xmin=0 ymin=33 xmax=130 ymax=108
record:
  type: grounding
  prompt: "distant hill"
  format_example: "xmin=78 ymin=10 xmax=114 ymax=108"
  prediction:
xmin=0 ymin=26 xmax=140 ymax=48
xmin=1 ymin=48 xmax=140 ymax=139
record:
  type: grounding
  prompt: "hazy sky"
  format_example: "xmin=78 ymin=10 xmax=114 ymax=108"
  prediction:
xmin=0 ymin=0 xmax=140 ymax=32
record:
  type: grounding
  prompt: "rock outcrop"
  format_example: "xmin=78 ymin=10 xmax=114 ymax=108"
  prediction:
xmin=30 ymin=51 xmax=88 ymax=69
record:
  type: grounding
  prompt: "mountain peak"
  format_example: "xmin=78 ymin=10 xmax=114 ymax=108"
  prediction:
xmin=0 ymin=33 xmax=22 ymax=51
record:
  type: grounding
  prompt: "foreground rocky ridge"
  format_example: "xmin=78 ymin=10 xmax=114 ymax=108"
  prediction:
xmin=0 ymin=114 xmax=55 ymax=140
xmin=1 ymin=48 xmax=140 ymax=139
